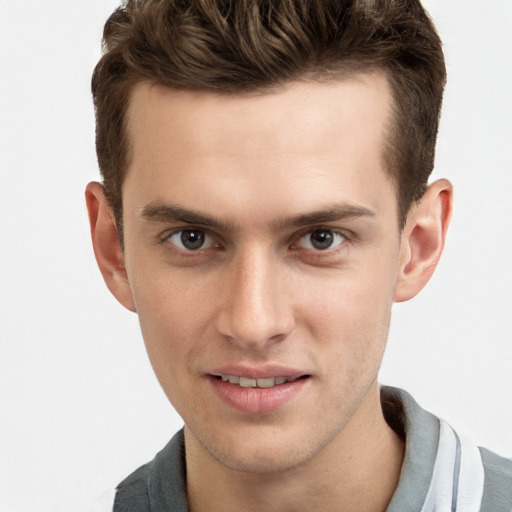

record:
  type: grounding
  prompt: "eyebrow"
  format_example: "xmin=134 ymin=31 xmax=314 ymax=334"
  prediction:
xmin=274 ymin=204 xmax=376 ymax=230
xmin=140 ymin=202 xmax=375 ymax=231
xmin=141 ymin=203 xmax=235 ymax=231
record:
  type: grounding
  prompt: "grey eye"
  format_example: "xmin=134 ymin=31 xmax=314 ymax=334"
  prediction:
xmin=298 ymin=229 xmax=345 ymax=250
xmin=169 ymin=229 xmax=213 ymax=251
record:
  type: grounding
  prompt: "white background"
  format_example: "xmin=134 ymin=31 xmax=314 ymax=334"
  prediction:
xmin=1 ymin=1 xmax=511 ymax=510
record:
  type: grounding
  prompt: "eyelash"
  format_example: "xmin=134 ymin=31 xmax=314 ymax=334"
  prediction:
xmin=159 ymin=228 xmax=221 ymax=258
xmin=291 ymin=227 xmax=348 ymax=253
xmin=159 ymin=226 xmax=352 ymax=258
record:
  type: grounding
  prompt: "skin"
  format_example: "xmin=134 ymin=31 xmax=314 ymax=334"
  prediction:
xmin=86 ymin=72 xmax=452 ymax=512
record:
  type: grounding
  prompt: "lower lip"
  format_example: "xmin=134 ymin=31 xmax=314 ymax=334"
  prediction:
xmin=209 ymin=376 xmax=309 ymax=413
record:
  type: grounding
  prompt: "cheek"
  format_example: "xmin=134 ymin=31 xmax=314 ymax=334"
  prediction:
xmin=297 ymin=249 xmax=398 ymax=368
xmin=131 ymin=260 xmax=213 ymax=329
xmin=129 ymin=270 xmax=207 ymax=373
xmin=302 ymin=266 xmax=395 ymax=334
xmin=132 ymin=283 xmax=207 ymax=413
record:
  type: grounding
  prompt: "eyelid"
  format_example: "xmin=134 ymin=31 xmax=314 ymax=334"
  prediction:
xmin=158 ymin=225 xmax=352 ymax=255
xmin=291 ymin=226 xmax=352 ymax=252
xmin=160 ymin=226 xmax=218 ymax=252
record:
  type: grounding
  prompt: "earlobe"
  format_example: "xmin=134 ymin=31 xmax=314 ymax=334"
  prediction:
xmin=85 ymin=182 xmax=136 ymax=312
xmin=394 ymin=179 xmax=453 ymax=303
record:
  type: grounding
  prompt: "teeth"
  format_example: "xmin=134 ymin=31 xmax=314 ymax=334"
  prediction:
xmin=256 ymin=378 xmax=276 ymax=388
xmin=238 ymin=377 xmax=256 ymax=387
xmin=220 ymin=375 xmax=298 ymax=388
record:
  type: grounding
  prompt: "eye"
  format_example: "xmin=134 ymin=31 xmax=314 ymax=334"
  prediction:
xmin=297 ymin=228 xmax=346 ymax=251
xmin=167 ymin=229 xmax=214 ymax=251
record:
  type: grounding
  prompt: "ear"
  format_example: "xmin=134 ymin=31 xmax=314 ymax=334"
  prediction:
xmin=85 ymin=182 xmax=136 ymax=312
xmin=394 ymin=179 xmax=453 ymax=303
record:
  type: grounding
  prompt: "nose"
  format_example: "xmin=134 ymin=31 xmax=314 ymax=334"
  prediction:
xmin=215 ymin=246 xmax=295 ymax=350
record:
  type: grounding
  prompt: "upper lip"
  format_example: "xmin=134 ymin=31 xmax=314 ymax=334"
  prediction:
xmin=209 ymin=364 xmax=309 ymax=380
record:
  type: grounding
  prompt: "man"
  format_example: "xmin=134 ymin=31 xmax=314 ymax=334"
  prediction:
xmin=85 ymin=0 xmax=512 ymax=510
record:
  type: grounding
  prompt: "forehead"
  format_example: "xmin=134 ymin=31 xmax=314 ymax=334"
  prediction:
xmin=126 ymin=72 xmax=392 ymax=158
xmin=123 ymin=73 xmax=396 ymax=225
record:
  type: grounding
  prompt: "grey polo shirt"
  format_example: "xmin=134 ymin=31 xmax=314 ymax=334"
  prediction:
xmin=113 ymin=386 xmax=512 ymax=511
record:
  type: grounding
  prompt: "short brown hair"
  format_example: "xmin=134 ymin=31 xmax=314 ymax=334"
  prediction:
xmin=92 ymin=0 xmax=446 ymax=238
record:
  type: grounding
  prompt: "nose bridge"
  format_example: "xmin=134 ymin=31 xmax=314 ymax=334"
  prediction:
xmin=217 ymin=243 xmax=294 ymax=347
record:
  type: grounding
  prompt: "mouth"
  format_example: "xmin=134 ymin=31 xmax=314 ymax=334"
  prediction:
xmin=209 ymin=372 xmax=310 ymax=413
xmin=215 ymin=374 xmax=309 ymax=389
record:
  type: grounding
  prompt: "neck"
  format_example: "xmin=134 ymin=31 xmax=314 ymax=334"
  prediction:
xmin=185 ymin=383 xmax=404 ymax=512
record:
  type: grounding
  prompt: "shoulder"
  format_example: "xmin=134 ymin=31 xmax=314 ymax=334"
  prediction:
xmin=113 ymin=429 xmax=188 ymax=512
xmin=479 ymin=446 xmax=512 ymax=511
xmin=114 ymin=462 xmax=152 ymax=512
xmin=381 ymin=386 xmax=512 ymax=512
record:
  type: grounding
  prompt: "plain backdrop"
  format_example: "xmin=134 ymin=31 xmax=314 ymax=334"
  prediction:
xmin=1 ymin=1 xmax=511 ymax=510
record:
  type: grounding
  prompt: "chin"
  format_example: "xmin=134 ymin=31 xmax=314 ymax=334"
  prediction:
xmin=187 ymin=422 xmax=335 ymax=475
xmin=210 ymin=443 xmax=315 ymax=475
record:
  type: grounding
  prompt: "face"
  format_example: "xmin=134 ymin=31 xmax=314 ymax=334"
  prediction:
xmin=121 ymin=74 xmax=404 ymax=473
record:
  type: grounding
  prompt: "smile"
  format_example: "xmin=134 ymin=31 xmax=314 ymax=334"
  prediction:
xmin=219 ymin=375 xmax=301 ymax=388
xmin=211 ymin=373 xmax=310 ymax=413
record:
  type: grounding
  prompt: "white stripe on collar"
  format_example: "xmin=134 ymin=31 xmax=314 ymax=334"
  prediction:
xmin=421 ymin=420 xmax=484 ymax=512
